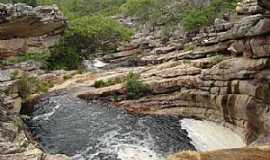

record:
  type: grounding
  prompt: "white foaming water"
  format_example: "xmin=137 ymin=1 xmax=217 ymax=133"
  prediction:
xmin=73 ymin=144 xmax=162 ymax=160
xmin=181 ymin=119 xmax=246 ymax=151
xmin=83 ymin=59 xmax=107 ymax=71
xmin=32 ymin=104 xmax=61 ymax=121
xmin=72 ymin=122 xmax=163 ymax=160
xmin=117 ymin=144 xmax=162 ymax=160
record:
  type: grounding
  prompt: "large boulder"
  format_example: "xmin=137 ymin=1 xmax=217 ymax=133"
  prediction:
xmin=0 ymin=3 xmax=66 ymax=39
xmin=0 ymin=3 xmax=66 ymax=59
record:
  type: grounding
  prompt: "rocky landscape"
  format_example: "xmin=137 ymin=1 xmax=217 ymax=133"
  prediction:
xmin=77 ymin=0 xmax=270 ymax=146
xmin=0 ymin=3 xmax=70 ymax=160
xmin=1 ymin=0 xmax=270 ymax=160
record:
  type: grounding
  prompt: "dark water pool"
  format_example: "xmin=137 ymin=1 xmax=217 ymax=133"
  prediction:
xmin=27 ymin=92 xmax=195 ymax=160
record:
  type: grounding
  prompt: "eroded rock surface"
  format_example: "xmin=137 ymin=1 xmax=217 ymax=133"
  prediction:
xmin=168 ymin=146 xmax=270 ymax=160
xmin=0 ymin=3 xmax=70 ymax=160
xmin=75 ymin=0 xmax=270 ymax=148
xmin=1 ymin=0 xmax=270 ymax=160
xmin=0 ymin=3 xmax=66 ymax=39
xmin=0 ymin=3 xmax=66 ymax=59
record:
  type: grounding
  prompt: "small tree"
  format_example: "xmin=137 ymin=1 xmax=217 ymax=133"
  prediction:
xmin=69 ymin=15 xmax=132 ymax=55
xmin=45 ymin=15 xmax=132 ymax=70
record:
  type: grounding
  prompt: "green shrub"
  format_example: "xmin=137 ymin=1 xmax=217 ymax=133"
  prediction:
xmin=94 ymin=72 xmax=150 ymax=99
xmin=211 ymin=54 xmax=224 ymax=63
xmin=69 ymin=15 xmax=132 ymax=53
xmin=45 ymin=15 xmax=132 ymax=71
xmin=181 ymin=0 xmax=239 ymax=31
xmin=94 ymin=80 xmax=107 ymax=88
xmin=93 ymin=72 xmax=140 ymax=88
xmin=121 ymin=0 xmax=238 ymax=32
xmin=17 ymin=74 xmax=53 ymax=99
xmin=125 ymin=74 xmax=151 ymax=99
xmin=94 ymin=77 xmax=124 ymax=88
xmin=63 ymin=75 xmax=72 ymax=80
xmin=112 ymin=94 xmax=119 ymax=102
xmin=45 ymin=42 xmax=82 ymax=70
xmin=181 ymin=8 xmax=209 ymax=31
xmin=120 ymin=0 xmax=182 ymax=26
xmin=125 ymin=72 xmax=140 ymax=81
xmin=38 ymin=0 xmax=127 ymax=18
xmin=120 ymin=0 xmax=155 ymax=17
xmin=5 ymin=52 xmax=50 ymax=66
xmin=10 ymin=70 xmax=20 ymax=80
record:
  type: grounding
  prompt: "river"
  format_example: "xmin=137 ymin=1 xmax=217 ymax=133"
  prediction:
xmin=27 ymin=92 xmax=196 ymax=160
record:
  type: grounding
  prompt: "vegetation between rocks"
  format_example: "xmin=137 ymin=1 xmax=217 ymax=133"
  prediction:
xmin=181 ymin=0 xmax=239 ymax=31
xmin=125 ymin=74 xmax=151 ymax=99
xmin=46 ymin=16 xmax=132 ymax=70
xmin=94 ymin=72 xmax=139 ymax=88
xmin=0 ymin=0 xmax=239 ymax=71
xmin=120 ymin=0 xmax=239 ymax=31
xmin=5 ymin=52 xmax=50 ymax=66
xmin=17 ymin=74 xmax=53 ymax=99
xmin=94 ymin=72 xmax=151 ymax=99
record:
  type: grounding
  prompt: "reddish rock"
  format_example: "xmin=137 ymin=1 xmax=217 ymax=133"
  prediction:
xmin=0 ymin=39 xmax=27 ymax=59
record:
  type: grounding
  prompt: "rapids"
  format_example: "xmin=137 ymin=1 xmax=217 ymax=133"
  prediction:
xmin=181 ymin=118 xmax=246 ymax=151
xmin=27 ymin=92 xmax=195 ymax=160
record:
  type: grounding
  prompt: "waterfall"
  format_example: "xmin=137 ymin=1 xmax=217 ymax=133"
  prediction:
xmin=27 ymin=93 xmax=195 ymax=160
xmin=181 ymin=119 xmax=246 ymax=151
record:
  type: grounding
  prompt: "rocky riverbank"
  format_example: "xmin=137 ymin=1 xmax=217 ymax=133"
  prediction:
xmin=76 ymin=0 xmax=270 ymax=158
xmin=0 ymin=3 xmax=71 ymax=160
xmin=76 ymin=0 xmax=270 ymax=146
xmin=1 ymin=0 xmax=270 ymax=160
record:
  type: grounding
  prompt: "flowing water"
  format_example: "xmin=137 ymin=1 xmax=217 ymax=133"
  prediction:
xmin=181 ymin=118 xmax=246 ymax=151
xmin=27 ymin=92 xmax=195 ymax=160
xmin=27 ymin=91 xmax=246 ymax=160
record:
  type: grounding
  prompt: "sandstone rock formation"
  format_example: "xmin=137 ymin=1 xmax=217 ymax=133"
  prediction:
xmin=0 ymin=3 xmax=66 ymax=59
xmin=75 ymin=0 xmax=270 ymax=151
xmin=168 ymin=146 xmax=270 ymax=160
xmin=0 ymin=3 xmax=70 ymax=160
xmin=0 ymin=103 xmax=70 ymax=160
xmin=1 ymin=0 xmax=270 ymax=160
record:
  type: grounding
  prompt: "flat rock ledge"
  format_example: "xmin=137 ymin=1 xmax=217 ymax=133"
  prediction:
xmin=2 ymin=1 xmax=270 ymax=160
xmin=73 ymin=0 xmax=270 ymax=159
xmin=0 ymin=3 xmax=66 ymax=39
xmin=0 ymin=3 xmax=67 ymax=59
xmin=0 ymin=3 xmax=70 ymax=160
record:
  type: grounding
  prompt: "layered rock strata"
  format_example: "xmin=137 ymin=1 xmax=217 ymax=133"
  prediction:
xmin=0 ymin=3 xmax=70 ymax=160
xmin=0 ymin=3 xmax=66 ymax=59
xmin=77 ymin=0 xmax=270 ymax=148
